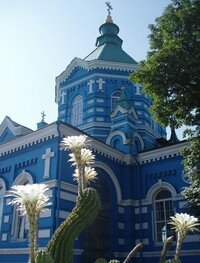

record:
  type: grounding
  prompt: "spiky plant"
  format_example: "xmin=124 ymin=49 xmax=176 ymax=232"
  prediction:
xmin=169 ymin=213 xmax=199 ymax=261
xmin=36 ymin=135 xmax=100 ymax=263
xmin=8 ymin=184 xmax=50 ymax=263
xmin=60 ymin=135 xmax=97 ymax=195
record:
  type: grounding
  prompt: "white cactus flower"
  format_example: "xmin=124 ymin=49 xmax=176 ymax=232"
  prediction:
xmin=72 ymin=167 xmax=97 ymax=184
xmin=69 ymin=148 xmax=94 ymax=166
xmin=60 ymin=135 xmax=89 ymax=151
xmin=169 ymin=213 xmax=200 ymax=238
xmin=169 ymin=213 xmax=200 ymax=261
xmin=8 ymin=183 xmax=51 ymax=263
xmin=8 ymin=183 xmax=50 ymax=214
xmin=84 ymin=167 xmax=98 ymax=184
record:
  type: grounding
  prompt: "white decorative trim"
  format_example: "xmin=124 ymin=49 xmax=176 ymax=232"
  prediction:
xmin=146 ymin=182 xmax=177 ymax=203
xmin=87 ymin=79 xmax=95 ymax=94
xmin=6 ymin=198 xmax=11 ymax=206
xmin=42 ymin=147 xmax=55 ymax=179
xmin=0 ymin=116 xmax=32 ymax=139
xmin=60 ymin=181 xmax=78 ymax=193
xmin=97 ymin=98 xmax=104 ymax=103
xmin=111 ymin=105 xmax=138 ymax=120
xmin=0 ymin=124 xmax=59 ymax=157
xmin=0 ymin=248 xmax=31 ymax=255
xmin=96 ymin=78 xmax=105 ymax=92
xmin=0 ymin=179 xmax=6 ymax=192
xmin=92 ymin=162 xmax=122 ymax=204
xmin=55 ymin=57 xmax=138 ymax=96
xmin=60 ymin=191 xmax=77 ymax=202
xmin=38 ymin=229 xmax=51 ymax=238
xmin=135 ymin=207 xmax=147 ymax=214
xmin=13 ymin=170 xmax=33 ymax=185
xmin=106 ymin=130 xmax=128 ymax=145
xmin=133 ymin=132 xmax=144 ymax=150
xmin=59 ymin=123 xmax=127 ymax=164
xmin=59 ymin=210 xmax=71 ymax=219
xmin=40 ymin=209 xmax=52 ymax=218
xmin=96 ymin=107 xmax=104 ymax=112
xmin=138 ymin=141 xmax=188 ymax=164
xmin=3 ymin=215 xmax=9 ymax=223
xmin=96 ymin=117 xmax=104 ymax=121
xmin=1 ymin=233 xmax=7 ymax=241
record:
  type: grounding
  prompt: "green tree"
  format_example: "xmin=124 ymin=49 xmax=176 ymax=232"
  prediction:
xmin=130 ymin=0 xmax=200 ymax=207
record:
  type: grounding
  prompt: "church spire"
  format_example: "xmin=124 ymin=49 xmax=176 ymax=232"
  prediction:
xmin=168 ymin=117 xmax=179 ymax=144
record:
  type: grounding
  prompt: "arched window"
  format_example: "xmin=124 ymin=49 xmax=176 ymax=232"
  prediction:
xmin=71 ymin=95 xmax=83 ymax=126
xmin=0 ymin=179 xmax=6 ymax=232
xmin=12 ymin=170 xmax=33 ymax=241
xmin=111 ymin=90 xmax=121 ymax=111
xmin=154 ymin=189 xmax=174 ymax=242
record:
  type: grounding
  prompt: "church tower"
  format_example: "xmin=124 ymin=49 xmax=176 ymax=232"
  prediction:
xmin=55 ymin=9 xmax=166 ymax=154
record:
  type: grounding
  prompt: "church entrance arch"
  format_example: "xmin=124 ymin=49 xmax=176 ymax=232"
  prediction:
xmin=82 ymin=163 xmax=119 ymax=262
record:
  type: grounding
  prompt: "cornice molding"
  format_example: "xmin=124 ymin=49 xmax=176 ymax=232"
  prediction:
xmin=138 ymin=141 xmax=188 ymax=164
xmin=56 ymin=57 xmax=138 ymax=88
xmin=59 ymin=122 xmax=127 ymax=164
xmin=0 ymin=124 xmax=59 ymax=157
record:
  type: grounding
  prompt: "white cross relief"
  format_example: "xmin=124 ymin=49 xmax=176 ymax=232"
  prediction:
xmin=96 ymin=78 xmax=105 ymax=92
xmin=87 ymin=79 xmax=95 ymax=94
xmin=42 ymin=148 xmax=55 ymax=179
xmin=59 ymin=90 xmax=66 ymax=105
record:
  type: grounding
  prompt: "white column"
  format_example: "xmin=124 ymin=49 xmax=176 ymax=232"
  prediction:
xmin=42 ymin=148 xmax=55 ymax=179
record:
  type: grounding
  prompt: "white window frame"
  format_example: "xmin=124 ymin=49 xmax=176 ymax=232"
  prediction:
xmin=71 ymin=95 xmax=83 ymax=126
xmin=11 ymin=170 xmax=33 ymax=241
xmin=154 ymin=189 xmax=174 ymax=243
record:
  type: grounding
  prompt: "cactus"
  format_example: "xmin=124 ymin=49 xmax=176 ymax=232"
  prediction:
xmin=46 ymin=187 xmax=100 ymax=263
xmin=35 ymin=250 xmax=54 ymax=263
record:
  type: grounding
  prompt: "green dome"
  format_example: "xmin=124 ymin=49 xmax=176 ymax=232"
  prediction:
xmin=85 ymin=15 xmax=137 ymax=64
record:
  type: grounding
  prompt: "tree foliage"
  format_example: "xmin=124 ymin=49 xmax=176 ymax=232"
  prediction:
xmin=130 ymin=0 xmax=200 ymax=207
xmin=131 ymin=0 xmax=200 ymax=128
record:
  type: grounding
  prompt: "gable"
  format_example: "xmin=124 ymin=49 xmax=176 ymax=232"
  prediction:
xmin=0 ymin=116 xmax=33 ymax=145
xmin=0 ymin=127 xmax=15 ymax=144
xmin=111 ymin=105 xmax=138 ymax=119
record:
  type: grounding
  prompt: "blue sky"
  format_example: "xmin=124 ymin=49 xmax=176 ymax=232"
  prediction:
xmin=1 ymin=0 xmax=178 ymax=137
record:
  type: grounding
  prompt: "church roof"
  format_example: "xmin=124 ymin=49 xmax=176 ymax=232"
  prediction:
xmin=84 ymin=15 xmax=137 ymax=64
xmin=0 ymin=116 xmax=33 ymax=144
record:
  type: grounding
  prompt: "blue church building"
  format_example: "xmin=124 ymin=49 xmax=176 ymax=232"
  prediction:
xmin=0 ymin=11 xmax=199 ymax=263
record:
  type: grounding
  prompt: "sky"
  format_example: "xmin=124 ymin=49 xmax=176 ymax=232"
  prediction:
xmin=1 ymin=0 xmax=180 ymax=138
